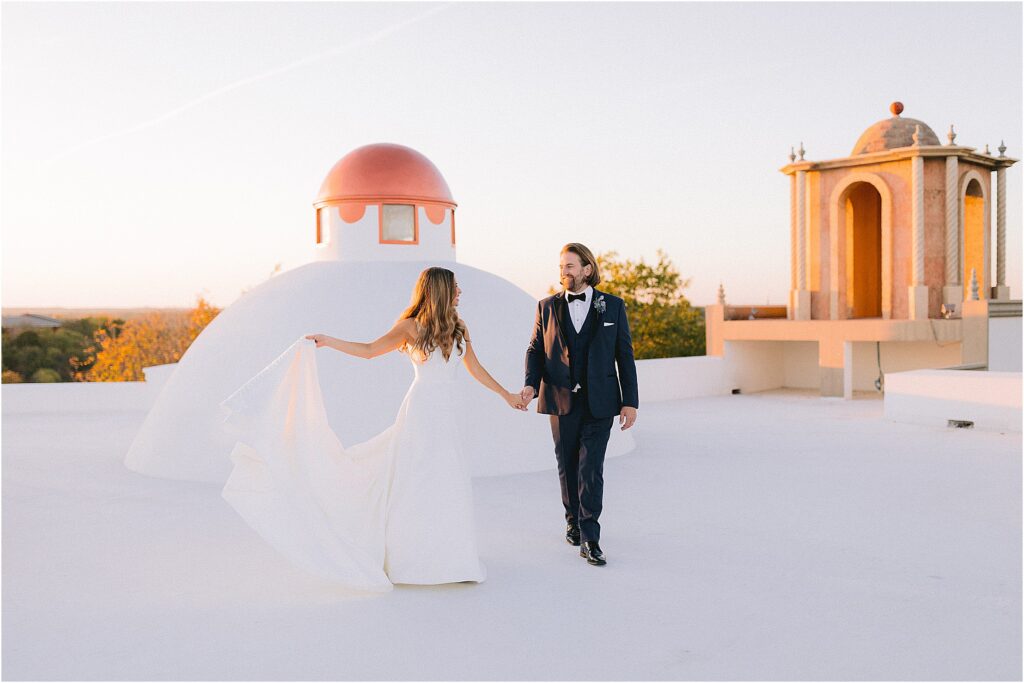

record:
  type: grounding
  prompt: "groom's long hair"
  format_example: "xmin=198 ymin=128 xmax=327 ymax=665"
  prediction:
xmin=562 ymin=242 xmax=602 ymax=287
xmin=398 ymin=267 xmax=467 ymax=361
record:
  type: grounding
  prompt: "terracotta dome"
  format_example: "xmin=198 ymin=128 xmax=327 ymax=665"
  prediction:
xmin=315 ymin=143 xmax=455 ymax=206
xmin=852 ymin=113 xmax=940 ymax=155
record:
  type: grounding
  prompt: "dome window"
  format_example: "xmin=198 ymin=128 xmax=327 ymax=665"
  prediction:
xmin=315 ymin=207 xmax=329 ymax=245
xmin=380 ymin=203 xmax=418 ymax=244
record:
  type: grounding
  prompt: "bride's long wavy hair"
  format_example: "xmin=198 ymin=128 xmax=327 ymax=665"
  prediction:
xmin=398 ymin=267 xmax=467 ymax=361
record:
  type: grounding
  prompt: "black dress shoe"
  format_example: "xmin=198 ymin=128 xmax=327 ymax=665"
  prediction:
xmin=580 ymin=540 xmax=606 ymax=566
xmin=566 ymin=523 xmax=581 ymax=546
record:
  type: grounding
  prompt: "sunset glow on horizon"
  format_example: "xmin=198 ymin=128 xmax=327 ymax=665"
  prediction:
xmin=2 ymin=2 xmax=1020 ymax=310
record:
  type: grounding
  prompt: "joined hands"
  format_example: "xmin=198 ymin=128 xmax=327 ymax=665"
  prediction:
xmin=505 ymin=390 xmax=528 ymax=411
xmin=503 ymin=385 xmax=535 ymax=412
xmin=519 ymin=386 xmax=636 ymax=429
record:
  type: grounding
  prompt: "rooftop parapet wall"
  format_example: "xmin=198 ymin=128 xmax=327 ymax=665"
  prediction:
xmin=704 ymin=302 xmax=977 ymax=396
xmin=885 ymin=369 xmax=1021 ymax=432
xmin=0 ymin=355 xmax=738 ymax=416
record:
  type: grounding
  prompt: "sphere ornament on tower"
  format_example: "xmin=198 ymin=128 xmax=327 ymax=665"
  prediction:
xmin=852 ymin=103 xmax=940 ymax=155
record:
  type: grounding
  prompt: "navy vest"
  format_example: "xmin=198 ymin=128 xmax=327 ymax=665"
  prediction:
xmin=564 ymin=300 xmax=596 ymax=389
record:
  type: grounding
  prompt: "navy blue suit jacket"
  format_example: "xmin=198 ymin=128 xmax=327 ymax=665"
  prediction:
xmin=525 ymin=288 xmax=639 ymax=418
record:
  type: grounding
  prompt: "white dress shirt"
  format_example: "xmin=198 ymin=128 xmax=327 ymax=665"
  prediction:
xmin=565 ymin=285 xmax=593 ymax=333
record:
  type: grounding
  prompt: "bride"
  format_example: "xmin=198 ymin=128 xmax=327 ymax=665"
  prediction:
xmin=219 ymin=267 xmax=526 ymax=593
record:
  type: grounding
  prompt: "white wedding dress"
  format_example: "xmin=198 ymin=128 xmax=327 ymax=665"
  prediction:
xmin=218 ymin=336 xmax=486 ymax=593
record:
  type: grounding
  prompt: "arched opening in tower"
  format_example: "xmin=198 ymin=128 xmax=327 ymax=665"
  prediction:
xmin=844 ymin=182 xmax=882 ymax=318
xmin=963 ymin=179 xmax=986 ymax=299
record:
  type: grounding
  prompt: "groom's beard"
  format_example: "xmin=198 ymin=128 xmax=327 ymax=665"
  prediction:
xmin=561 ymin=275 xmax=580 ymax=293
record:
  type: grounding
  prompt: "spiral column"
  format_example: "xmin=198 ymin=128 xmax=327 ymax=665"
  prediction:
xmin=909 ymin=148 xmax=928 ymax=319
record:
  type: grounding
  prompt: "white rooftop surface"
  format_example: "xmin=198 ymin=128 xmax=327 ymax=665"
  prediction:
xmin=2 ymin=389 xmax=1020 ymax=680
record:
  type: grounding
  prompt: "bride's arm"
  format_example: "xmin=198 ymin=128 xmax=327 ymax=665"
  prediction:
xmin=460 ymin=326 xmax=526 ymax=410
xmin=305 ymin=319 xmax=414 ymax=359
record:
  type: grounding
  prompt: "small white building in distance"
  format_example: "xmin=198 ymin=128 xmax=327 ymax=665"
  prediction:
xmin=1 ymin=313 xmax=63 ymax=331
xmin=124 ymin=143 xmax=634 ymax=483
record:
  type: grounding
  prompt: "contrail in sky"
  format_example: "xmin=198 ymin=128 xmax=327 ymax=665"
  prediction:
xmin=44 ymin=2 xmax=453 ymax=165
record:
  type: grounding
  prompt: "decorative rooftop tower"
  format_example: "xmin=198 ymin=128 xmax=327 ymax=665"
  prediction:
xmin=781 ymin=102 xmax=1017 ymax=322
xmin=706 ymin=103 xmax=1020 ymax=398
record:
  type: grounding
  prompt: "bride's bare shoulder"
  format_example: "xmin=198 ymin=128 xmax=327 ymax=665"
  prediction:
xmin=390 ymin=317 xmax=418 ymax=346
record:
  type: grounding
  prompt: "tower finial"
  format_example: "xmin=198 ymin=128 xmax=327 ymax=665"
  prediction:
xmin=947 ymin=124 xmax=956 ymax=145
xmin=798 ymin=141 xmax=805 ymax=161
xmin=984 ymin=144 xmax=991 ymax=155
xmin=998 ymin=140 xmax=1007 ymax=157
xmin=717 ymin=283 xmax=726 ymax=305
xmin=788 ymin=146 xmax=796 ymax=163
xmin=890 ymin=101 xmax=904 ymax=117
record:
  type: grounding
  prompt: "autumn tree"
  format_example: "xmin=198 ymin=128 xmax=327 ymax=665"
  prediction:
xmin=82 ymin=296 xmax=222 ymax=381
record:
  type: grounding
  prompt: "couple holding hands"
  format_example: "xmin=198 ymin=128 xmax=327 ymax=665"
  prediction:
xmin=222 ymin=242 xmax=638 ymax=592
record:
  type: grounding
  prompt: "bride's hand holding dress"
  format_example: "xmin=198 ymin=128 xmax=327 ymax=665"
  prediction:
xmin=304 ymin=318 xmax=415 ymax=358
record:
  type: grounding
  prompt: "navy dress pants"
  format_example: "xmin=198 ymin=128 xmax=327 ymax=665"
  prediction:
xmin=550 ymin=395 xmax=614 ymax=543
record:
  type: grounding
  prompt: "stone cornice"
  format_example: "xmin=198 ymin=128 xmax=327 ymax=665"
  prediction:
xmin=780 ymin=145 xmax=1018 ymax=175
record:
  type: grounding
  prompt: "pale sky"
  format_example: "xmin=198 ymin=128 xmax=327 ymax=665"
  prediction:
xmin=2 ymin=1 xmax=1021 ymax=308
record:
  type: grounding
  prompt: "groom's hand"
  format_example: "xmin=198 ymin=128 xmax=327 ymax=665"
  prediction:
xmin=504 ymin=391 xmax=527 ymax=411
xmin=520 ymin=386 xmax=536 ymax=404
xmin=619 ymin=407 xmax=637 ymax=430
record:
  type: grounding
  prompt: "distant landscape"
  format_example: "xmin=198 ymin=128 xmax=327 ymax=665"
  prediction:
xmin=2 ymin=250 xmax=706 ymax=384
xmin=2 ymin=298 xmax=220 ymax=383
xmin=2 ymin=307 xmax=191 ymax=320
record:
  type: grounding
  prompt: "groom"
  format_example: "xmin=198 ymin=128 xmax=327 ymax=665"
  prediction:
xmin=521 ymin=242 xmax=639 ymax=566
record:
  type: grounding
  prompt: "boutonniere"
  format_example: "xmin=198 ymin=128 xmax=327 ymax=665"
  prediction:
xmin=593 ymin=295 xmax=606 ymax=314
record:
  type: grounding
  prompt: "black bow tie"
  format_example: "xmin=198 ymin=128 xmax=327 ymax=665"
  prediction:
xmin=567 ymin=292 xmax=587 ymax=303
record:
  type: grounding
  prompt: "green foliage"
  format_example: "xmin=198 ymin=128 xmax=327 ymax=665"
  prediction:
xmin=550 ymin=249 xmax=706 ymax=359
xmin=12 ymin=329 xmax=41 ymax=348
xmin=62 ymin=316 xmax=124 ymax=340
xmin=29 ymin=368 xmax=62 ymax=383
xmin=2 ymin=317 xmax=118 ymax=382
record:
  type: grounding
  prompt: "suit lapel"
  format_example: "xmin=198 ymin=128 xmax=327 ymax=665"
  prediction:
xmin=587 ymin=288 xmax=604 ymax=344
xmin=552 ymin=291 xmax=568 ymax=348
